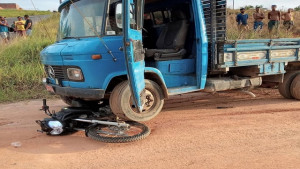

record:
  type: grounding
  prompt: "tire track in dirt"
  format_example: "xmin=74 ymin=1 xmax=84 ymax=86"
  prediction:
xmin=163 ymin=88 xmax=286 ymax=111
xmin=164 ymin=96 xmax=271 ymax=110
xmin=209 ymin=108 xmax=300 ymax=117
xmin=0 ymin=118 xmax=13 ymax=127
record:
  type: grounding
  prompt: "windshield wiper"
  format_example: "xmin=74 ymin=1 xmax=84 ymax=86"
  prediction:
xmin=63 ymin=37 xmax=81 ymax=40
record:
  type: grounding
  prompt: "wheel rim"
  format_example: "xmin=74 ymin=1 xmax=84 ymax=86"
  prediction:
xmin=95 ymin=125 xmax=144 ymax=137
xmin=129 ymin=89 xmax=157 ymax=113
xmin=110 ymin=80 xmax=164 ymax=122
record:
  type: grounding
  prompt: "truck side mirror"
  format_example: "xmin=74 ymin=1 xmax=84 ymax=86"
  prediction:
xmin=116 ymin=1 xmax=144 ymax=30
xmin=115 ymin=3 xmax=123 ymax=29
xmin=135 ymin=0 xmax=144 ymax=30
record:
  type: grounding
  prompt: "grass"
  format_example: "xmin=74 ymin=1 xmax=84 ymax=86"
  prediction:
xmin=0 ymin=14 xmax=59 ymax=103
xmin=227 ymin=9 xmax=300 ymax=40
xmin=0 ymin=9 xmax=52 ymax=18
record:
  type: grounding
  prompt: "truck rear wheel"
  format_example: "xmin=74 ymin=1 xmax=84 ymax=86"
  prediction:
xmin=290 ymin=74 xmax=300 ymax=100
xmin=278 ymin=71 xmax=300 ymax=99
xmin=109 ymin=80 xmax=164 ymax=122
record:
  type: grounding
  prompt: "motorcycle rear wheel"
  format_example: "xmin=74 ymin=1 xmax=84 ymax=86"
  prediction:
xmin=87 ymin=122 xmax=150 ymax=143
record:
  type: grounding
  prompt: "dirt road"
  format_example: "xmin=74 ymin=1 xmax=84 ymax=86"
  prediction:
xmin=0 ymin=88 xmax=300 ymax=169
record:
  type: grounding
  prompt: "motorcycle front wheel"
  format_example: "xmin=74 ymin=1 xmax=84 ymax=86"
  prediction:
xmin=86 ymin=121 xmax=150 ymax=143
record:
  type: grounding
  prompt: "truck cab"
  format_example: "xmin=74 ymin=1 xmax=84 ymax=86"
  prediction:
xmin=41 ymin=0 xmax=300 ymax=122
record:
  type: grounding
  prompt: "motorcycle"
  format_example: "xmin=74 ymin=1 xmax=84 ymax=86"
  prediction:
xmin=36 ymin=99 xmax=150 ymax=143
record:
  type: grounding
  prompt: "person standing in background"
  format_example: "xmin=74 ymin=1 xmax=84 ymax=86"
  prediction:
xmin=236 ymin=8 xmax=249 ymax=31
xmin=0 ymin=16 xmax=9 ymax=43
xmin=282 ymin=8 xmax=294 ymax=32
xmin=24 ymin=15 xmax=33 ymax=36
xmin=268 ymin=5 xmax=281 ymax=38
xmin=253 ymin=7 xmax=265 ymax=32
xmin=236 ymin=8 xmax=249 ymax=38
xmin=15 ymin=16 xmax=26 ymax=37
xmin=4 ymin=17 xmax=10 ymax=40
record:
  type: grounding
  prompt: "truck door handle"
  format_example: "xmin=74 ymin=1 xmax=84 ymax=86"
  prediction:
xmin=119 ymin=47 xmax=123 ymax=51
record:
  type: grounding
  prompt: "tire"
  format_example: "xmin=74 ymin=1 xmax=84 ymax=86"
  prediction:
xmin=87 ymin=121 xmax=151 ymax=143
xmin=290 ymin=74 xmax=300 ymax=100
xmin=278 ymin=71 xmax=300 ymax=99
xmin=109 ymin=80 xmax=164 ymax=122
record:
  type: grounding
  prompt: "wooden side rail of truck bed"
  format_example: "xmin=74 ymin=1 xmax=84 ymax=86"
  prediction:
xmin=213 ymin=39 xmax=300 ymax=76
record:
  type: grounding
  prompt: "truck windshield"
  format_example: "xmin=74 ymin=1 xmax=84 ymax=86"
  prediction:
xmin=58 ymin=0 xmax=106 ymax=39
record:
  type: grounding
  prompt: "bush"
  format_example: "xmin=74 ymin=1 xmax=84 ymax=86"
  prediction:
xmin=0 ymin=14 xmax=59 ymax=102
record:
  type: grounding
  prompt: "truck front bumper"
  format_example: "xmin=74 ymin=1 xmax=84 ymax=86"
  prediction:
xmin=44 ymin=83 xmax=105 ymax=100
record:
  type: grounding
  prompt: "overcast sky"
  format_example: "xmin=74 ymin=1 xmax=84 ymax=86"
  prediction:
xmin=1 ymin=0 xmax=299 ymax=11
xmin=1 ymin=0 xmax=60 ymax=11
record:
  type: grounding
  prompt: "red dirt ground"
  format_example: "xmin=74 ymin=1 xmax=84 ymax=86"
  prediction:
xmin=0 ymin=88 xmax=300 ymax=169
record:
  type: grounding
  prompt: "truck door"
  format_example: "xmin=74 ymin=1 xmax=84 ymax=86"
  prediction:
xmin=121 ymin=0 xmax=145 ymax=112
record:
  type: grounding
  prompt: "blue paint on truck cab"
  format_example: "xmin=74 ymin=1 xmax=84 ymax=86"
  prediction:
xmin=41 ymin=0 xmax=300 ymax=121
xmin=41 ymin=0 xmax=208 ymax=100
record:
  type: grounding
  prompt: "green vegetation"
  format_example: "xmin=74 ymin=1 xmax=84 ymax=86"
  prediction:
xmin=0 ymin=9 xmax=52 ymax=18
xmin=244 ymin=5 xmax=254 ymax=10
xmin=0 ymin=14 xmax=59 ymax=102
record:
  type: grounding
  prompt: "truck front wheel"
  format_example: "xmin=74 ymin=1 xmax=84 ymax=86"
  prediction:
xmin=109 ymin=80 xmax=164 ymax=122
xmin=278 ymin=71 xmax=300 ymax=99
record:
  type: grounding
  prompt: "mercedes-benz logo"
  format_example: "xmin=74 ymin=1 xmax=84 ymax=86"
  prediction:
xmin=48 ymin=66 xmax=55 ymax=79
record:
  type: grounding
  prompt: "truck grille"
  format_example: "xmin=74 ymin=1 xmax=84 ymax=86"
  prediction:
xmin=44 ymin=65 xmax=68 ymax=80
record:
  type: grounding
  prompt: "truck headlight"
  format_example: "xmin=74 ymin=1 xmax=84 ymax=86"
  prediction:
xmin=67 ymin=68 xmax=84 ymax=81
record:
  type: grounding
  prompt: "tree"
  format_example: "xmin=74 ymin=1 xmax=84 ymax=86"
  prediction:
xmin=256 ymin=5 xmax=264 ymax=9
xmin=244 ymin=5 xmax=254 ymax=10
xmin=295 ymin=5 xmax=300 ymax=11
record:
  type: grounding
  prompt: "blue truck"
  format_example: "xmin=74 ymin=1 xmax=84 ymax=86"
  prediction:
xmin=41 ymin=0 xmax=300 ymax=122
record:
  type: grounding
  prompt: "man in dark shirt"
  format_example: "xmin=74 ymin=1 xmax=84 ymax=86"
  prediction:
xmin=24 ymin=15 xmax=33 ymax=36
xmin=236 ymin=8 xmax=249 ymax=38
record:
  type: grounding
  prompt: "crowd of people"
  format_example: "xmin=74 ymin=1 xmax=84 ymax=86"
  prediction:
xmin=0 ymin=15 xmax=33 ymax=43
xmin=236 ymin=5 xmax=295 ymax=38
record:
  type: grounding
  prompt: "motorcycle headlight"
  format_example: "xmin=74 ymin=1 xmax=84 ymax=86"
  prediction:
xmin=47 ymin=121 xmax=64 ymax=135
xmin=67 ymin=68 xmax=84 ymax=81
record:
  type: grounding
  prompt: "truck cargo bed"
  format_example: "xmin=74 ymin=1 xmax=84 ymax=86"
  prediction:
xmin=221 ymin=39 xmax=300 ymax=68
xmin=201 ymin=0 xmax=300 ymax=76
